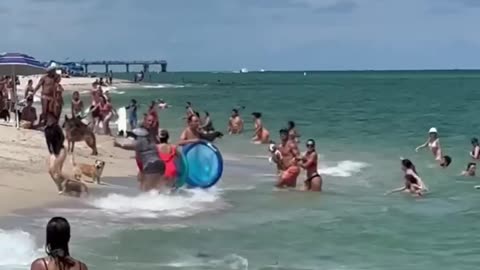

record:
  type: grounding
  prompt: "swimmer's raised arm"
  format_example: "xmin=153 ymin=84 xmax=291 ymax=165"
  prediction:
xmin=415 ymin=139 xmax=429 ymax=152
xmin=113 ymin=139 xmax=136 ymax=151
xmin=385 ymin=186 xmax=406 ymax=195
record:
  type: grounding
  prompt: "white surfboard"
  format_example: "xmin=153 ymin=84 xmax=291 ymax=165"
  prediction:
xmin=117 ymin=107 xmax=128 ymax=136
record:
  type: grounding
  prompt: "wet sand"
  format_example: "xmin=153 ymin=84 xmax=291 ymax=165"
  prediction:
xmin=0 ymin=125 xmax=137 ymax=216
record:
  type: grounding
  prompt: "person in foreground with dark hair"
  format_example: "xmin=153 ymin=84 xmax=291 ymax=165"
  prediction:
xmin=30 ymin=216 xmax=88 ymax=270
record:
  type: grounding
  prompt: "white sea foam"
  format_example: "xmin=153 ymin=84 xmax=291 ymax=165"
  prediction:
xmin=0 ymin=230 xmax=40 ymax=269
xmin=318 ymin=160 xmax=369 ymax=177
xmin=88 ymin=188 xmax=222 ymax=218
xmin=142 ymin=84 xmax=187 ymax=89
xmin=166 ymin=253 xmax=248 ymax=270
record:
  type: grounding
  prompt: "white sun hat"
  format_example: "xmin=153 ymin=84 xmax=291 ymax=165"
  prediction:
xmin=428 ymin=127 xmax=438 ymax=134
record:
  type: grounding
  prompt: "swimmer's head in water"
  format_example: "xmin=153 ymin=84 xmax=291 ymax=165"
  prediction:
xmin=472 ymin=138 xmax=479 ymax=145
xmin=287 ymin=121 xmax=295 ymax=129
xmin=252 ymin=112 xmax=262 ymax=119
xmin=159 ymin=129 xmax=170 ymax=143
xmin=401 ymin=159 xmax=414 ymax=170
xmin=440 ymin=155 xmax=452 ymax=168
xmin=46 ymin=216 xmax=71 ymax=262
xmin=467 ymin=162 xmax=476 ymax=171
xmin=279 ymin=129 xmax=289 ymax=141
xmin=306 ymin=139 xmax=316 ymax=148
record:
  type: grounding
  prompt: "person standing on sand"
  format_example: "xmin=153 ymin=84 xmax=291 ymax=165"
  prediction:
xmin=228 ymin=109 xmax=243 ymax=134
xmin=108 ymin=70 xmax=113 ymax=85
xmin=30 ymin=217 xmax=88 ymax=270
xmin=99 ymin=95 xmax=114 ymax=136
xmin=52 ymin=80 xmax=65 ymax=120
xmin=71 ymin=91 xmax=84 ymax=117
xmin=33 ymin=67 xmax=61 ymax=126
xmin=44 ymin=113 xmax=67 ymax=193
xmin=24 ymin=79 xmax=34 ymax=99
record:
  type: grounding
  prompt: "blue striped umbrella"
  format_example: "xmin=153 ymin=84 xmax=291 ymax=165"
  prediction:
xmin=0 ymin=53 xmax=46 ymax=128
xmin=0 ymin=52 xmax=46 ymax=75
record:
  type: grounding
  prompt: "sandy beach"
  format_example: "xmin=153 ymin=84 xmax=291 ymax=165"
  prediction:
xmin=0 ymin=124 xmax=137 ymax=216
xmin=18 ymin=75 xmax=132 ymax=93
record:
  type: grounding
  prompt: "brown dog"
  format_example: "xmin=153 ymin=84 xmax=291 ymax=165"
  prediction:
xmin=57 ymin=173 xmax=89 ymax=197
xmin=63 ymin=115 xmax=98 ymax=155
xmin=71 ymin=155 xmax=105 ymax=184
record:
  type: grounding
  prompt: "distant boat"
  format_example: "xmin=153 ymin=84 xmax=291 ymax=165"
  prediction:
xmin=240 ymin=68 xmax=249 ymax=73
xmin=303 ymin=72 xmax=307 ymax=76
xmin=260 ymin=69 xmax=265 ymax=72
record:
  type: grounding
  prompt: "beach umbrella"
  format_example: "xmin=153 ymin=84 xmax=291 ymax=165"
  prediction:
xmin=0 ymin=53 xmax=46 ymax=128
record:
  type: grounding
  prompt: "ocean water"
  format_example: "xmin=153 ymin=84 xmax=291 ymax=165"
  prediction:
xmin=2 ymin=71 xmax=480 ymax=270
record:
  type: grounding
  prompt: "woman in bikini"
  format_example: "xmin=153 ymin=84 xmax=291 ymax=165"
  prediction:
xmin=299 ymin=139 xmax=322 ymax=191
xmin=89 ymin=82 xmax=102 ymax=131
xmin=470 ymin=138 xmax=480 ymax=160
xmin=99 ymin=95 xmax=114 ymax=136
xmin=30 ymin=217 xmax=88 ymax=270
xmin=386 ymin=159 xmax=427 ymax=197
xmin=415 ymin=127 xmax=442 ymax=161
xmin=251 ymin=112 xmax=270 ymax=144
xmin=157 ymin=129 xmax=181 ymax=187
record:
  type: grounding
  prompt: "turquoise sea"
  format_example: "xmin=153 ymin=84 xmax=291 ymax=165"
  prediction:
xmin=2 ymin=71 xmax=480 ymax=270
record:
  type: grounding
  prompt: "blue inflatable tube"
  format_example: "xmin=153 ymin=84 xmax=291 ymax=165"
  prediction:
xmin=182 ymin=141 xmax=223 ymax=188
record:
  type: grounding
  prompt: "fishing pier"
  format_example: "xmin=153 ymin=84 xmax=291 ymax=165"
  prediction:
xmin=78 ymin=60 xmax=167 ymax=73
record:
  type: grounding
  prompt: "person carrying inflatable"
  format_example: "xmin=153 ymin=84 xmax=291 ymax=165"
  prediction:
xmin=113 ymin=126 xmax=167 ymax=192
xmin=157 ymin=129 xmax=181 ymax=185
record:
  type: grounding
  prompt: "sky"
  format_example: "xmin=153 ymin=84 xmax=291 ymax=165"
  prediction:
xmin=1 ymin=0 xmax=480 ymax=71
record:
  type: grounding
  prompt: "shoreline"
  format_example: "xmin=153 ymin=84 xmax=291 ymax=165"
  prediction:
xmin=16 ymin=75 xmax=134 ymax=97
xmin=0 ymin=124 xmax=137 ymax=216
